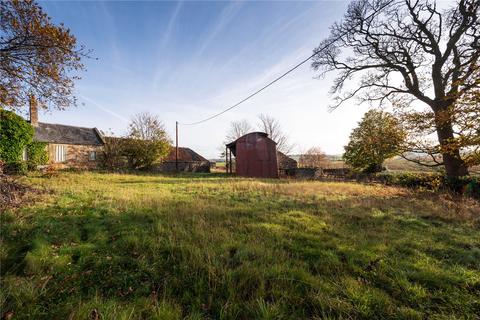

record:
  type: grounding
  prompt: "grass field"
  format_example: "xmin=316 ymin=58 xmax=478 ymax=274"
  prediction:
xmin=1 ymin=172 xmax=479 ymax=319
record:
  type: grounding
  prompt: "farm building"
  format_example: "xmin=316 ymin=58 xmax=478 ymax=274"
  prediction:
xmin=226 ymin=132 xmax=280 ymax=178
xmin=277 ymin=151 xmax=297 ymax=177
xmin=25 ymin=97 xmax=209 ymax=172
xmin=153 ymin=147 xmax=211 ymax=173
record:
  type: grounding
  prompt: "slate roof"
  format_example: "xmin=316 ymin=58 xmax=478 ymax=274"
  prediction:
xmin=34 ymin=122 xmax=105 ymax=146
xmin=164 ymin=147 xmax=209 ymax=162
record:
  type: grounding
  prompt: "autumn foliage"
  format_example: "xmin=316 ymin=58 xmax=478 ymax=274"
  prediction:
xmin=343 ymin=110 xmax=406 ymax=173
xmin=0 ymin=0 xmax=87 ymax=111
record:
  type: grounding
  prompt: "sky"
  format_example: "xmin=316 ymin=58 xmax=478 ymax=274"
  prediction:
xmin=37 ymin=0 xmax=371 ymax=159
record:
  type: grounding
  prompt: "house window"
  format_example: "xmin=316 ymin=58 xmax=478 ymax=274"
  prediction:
xmin=89 ymin=151 xmax=97 ymax=161
xmin=54 ymin=145 xmax=67 ymax=163
xmin=22 ymin=148 xmax=28 ymax=161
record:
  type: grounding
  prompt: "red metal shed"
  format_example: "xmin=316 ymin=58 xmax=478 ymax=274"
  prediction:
xmin=226 ymin=132 xmax=279 ymax=178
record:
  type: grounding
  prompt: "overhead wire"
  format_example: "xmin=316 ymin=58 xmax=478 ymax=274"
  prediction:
xmin=178 ymin=51 xmax=319 ymax=126
xmin=177 ymin=0 xmax=396 ymax=126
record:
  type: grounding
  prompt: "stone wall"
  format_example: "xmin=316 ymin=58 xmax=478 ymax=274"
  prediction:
xmin=153 ymin=161 xmax=211 ymax=173
xmin=294 ymin=168 xmax=322 ymax=179
xmin=47 ymin=144 xmax=103 ymax=169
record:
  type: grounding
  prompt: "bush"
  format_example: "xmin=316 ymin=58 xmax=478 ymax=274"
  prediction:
xmin=101 ymin=137 xmax=128 ymax=170
xmin=122 ymin=138 xmax=170 ymax=170
xmin=4 ymin=161 xmax=28 ymax=175
xmin=444 ymin=176 xmax=480 ymax=200
xmin=376 ymin=172 xmax=480 ymax=200
xmin=465 ymin=178 xmax=480 ymax=200
xmin=0 ymin=109 xmax=34 ymax=163
xmin=377 ymin=172 xmax=443 ymax=191
xmin=26 ymin=141 xmax=48 ymax=170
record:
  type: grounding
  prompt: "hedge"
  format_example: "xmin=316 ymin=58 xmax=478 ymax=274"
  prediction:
xmin=376 ymin=172 xmax=480 ymax=200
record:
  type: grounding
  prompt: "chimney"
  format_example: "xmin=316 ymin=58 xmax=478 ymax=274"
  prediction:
xmin=29 ymin=95 xmax=38 ymax=127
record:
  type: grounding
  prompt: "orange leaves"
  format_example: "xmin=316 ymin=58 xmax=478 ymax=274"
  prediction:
xmin=1 ymin=0 xmax=87 ymax=110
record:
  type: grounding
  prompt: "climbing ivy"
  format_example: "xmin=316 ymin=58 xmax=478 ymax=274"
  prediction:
xmin=0 ymin=109 xmax=34 ymax=163
xmin=27 ymin=141 xmax=48 ymax=169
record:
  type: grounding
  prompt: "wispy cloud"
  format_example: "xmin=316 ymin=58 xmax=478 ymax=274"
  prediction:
xmin=97 ymin=1 xmax=121 ymax=64
xmin=194 ymin=1 xmax=244 ymax=59
xmin=78 ymin=94 xmax=129 ymax=123
xmin=215 ymin=4 xmax=316 ymax=74
xmin=153 ymin=1 xmax=183 ymax=88
xmin=159 ymin=1 xmax=183 ymax=50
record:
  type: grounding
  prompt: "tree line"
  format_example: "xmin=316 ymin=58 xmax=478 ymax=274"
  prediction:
xmin=1 ymin=0 xmax=478 ymax=178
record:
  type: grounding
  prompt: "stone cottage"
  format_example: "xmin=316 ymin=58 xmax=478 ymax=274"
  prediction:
xmin=28 ymin=97 xmax=105 ymax=169
xmin=28 ymin=98 xmax=209 ymax=171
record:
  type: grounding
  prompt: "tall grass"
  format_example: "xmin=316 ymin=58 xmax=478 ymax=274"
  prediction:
xmin=1 ymin=172 xmax=479 ymax=319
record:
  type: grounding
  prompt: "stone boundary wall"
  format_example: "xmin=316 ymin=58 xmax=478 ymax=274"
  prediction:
xmin=152 ymin=161 xmax=211 ymax=173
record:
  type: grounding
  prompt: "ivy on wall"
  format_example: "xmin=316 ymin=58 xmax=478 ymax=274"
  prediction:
xmin=0 ymin=109 xmax=34 ymax=163
xmin=0 ymin=109 xmax=48 ymax=172
xmin=27 ymin=141 xmax=48 ymax=169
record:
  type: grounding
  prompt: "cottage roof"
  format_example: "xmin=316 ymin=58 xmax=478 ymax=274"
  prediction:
xmin=34 ymin=122 xmax=105 ymax=146
xmin=164 ymin=147 xmax=208 ymax=162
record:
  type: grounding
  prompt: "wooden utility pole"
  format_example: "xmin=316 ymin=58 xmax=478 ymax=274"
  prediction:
xmin=175 ymin=121 xmax=178 ymax=171
xmin=225 ymin=146 xmax=228 ymax=173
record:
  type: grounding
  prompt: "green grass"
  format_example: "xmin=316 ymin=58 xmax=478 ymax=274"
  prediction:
xmin=1 ymin=172 xmax=479 ymax=319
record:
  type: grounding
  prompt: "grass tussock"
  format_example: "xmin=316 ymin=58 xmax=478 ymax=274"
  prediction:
xmin=1 ymin=171 xmax=479 ymax=319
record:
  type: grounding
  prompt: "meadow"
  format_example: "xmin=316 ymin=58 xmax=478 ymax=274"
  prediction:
xmin=1 ymin=172 xmax=479 ymax=319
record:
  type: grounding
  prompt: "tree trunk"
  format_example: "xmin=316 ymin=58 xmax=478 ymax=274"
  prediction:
xmin=434 ymin=107 xmax=469 ymax=178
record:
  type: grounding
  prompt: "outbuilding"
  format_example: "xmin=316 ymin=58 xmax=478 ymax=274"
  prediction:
xmin=154 ymin=147 xmax=211 ymax=173
xmin=226 ymin=132 xmax=279 ymax=178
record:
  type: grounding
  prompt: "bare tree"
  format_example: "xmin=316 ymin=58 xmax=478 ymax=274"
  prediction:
xmin=225 ymin=119 xmax=253 ymax=142
xmin=257 ymin=114 xmax=294 ymax=154
xmin=311 ymin=0 xmax=479 ymax=178
xmin=299 ymin=147 xmax=330 ymax=168
xmin=128 ymin=112 xmax=169 ymax=141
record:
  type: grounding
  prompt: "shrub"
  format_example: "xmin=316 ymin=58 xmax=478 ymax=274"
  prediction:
xmin=122 ymin=138 xmax=170 ymax=170
xmin=465 ymin=178 xmax=480 ymax=200
xmin=0 ymin=109 xmax=34 ymax=163
xmin=4 ymin=161 xmax=28 ymax=175
xmin=101 ymin=136 xmax=128 ymax=170
xmin=444 ymin=176 xmax=480 ymax=200
xmin=376 ymin=172 xmax=480 ymax=200
xmin=26 ymin=141 xmax=48 ymax=170
xmin=377 ymin=172 xmax=443 ymax=191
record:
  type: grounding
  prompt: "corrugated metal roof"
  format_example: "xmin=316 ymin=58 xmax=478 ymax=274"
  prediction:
xmin=34 ymin=122 xmax=104 ymax=146
xmin=226 ymin=132 xmax=276 ymax=156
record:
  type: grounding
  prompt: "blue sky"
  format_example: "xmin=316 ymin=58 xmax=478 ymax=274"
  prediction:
xmin=38 ymin=0 xmax=369 ymax=158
